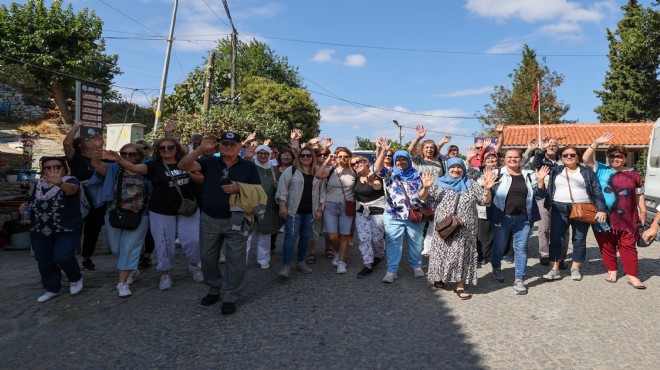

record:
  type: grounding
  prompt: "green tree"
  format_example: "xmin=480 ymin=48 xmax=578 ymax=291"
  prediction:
xmin=594 ymin=0 xmax=660 ymax=122
xmin=163 ymin=38 xmax=302 ymax=115
xmin=236 ymin=76 xmax=320 ymax=142
xmin=355 ymin=136 xmax=409 ymax=151
xmin=0 ymin=0 xmax=120 ymax=124
xmin=476 ymin=44 xmax=571 ymax=132
xmin=103 ymin=99 xmax=155 ymax=129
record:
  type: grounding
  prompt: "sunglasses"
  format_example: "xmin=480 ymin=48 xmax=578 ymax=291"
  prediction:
xmin=120 ymin=151 xmax=139 ymax=158
xmin=562 ymin=153 xmax=577 ymax=158
xmin=299 ymin=153 xmax=313 ymax=159
xmin=336 ymin=155 xmax=350 ymax=159
xmin=43 ymin=164 xmax=63 ymax=171
xmin=158 ymin=144 xmax=176 ymax=151
xmin=316 ymin=153 xmax=329 ymax=157
xmin=385 ymin=155 xmax=393 ymax=158
xmin=608 ymin=154 xmax=625 ymax=159
xmin=351 ymin=160 xmax=364 ymax=166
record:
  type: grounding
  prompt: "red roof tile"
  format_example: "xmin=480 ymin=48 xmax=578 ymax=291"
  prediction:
xmin=503 ymin=122 xmax=654 ymax=147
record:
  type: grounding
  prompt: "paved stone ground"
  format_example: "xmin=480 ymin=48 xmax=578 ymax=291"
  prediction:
xmin=0 ymin=228 xmax=657 ymax=369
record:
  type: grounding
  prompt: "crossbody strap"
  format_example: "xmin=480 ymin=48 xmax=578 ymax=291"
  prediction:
xmin=397 ymin=179 xmax=413 ymax=209
xmin=564 ymin=167 xmax=575 ymax=202
xmin=336 ymin=168 xmax=350 ymax=203
xmin=161 ymin=161 xmax=186 ymax=200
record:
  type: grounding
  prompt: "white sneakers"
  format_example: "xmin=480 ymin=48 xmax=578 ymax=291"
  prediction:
xmin=188 ymin=265 xmax=204 ymax=283
xmin=116 ymin=282 xmax=132 ymax=298
xmin=69 ymin=277 xmax=84 ymax=295
xmin=37 ymin=276 xmax=83 ymax=303
xmin=37 ymin=291 xmax=59 ymax=303
xmin=159 ymin=275 xmax=173 ymax=290
xmin=336 ymin=261 xmax=347 ymax=274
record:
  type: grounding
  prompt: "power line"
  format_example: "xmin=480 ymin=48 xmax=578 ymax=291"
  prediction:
xmin=200 ymin=0 xmax=232 ymax=29
xmin=99 ymin=0 xmax=164 ymax=38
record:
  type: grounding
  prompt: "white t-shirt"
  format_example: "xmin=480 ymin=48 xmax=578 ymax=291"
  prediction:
xmin=554 ymin=169 xmax=590 ymax=203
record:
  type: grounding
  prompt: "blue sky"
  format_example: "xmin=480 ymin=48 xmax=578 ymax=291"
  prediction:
xmin=4 ymin=0 xmax=655 ymax=151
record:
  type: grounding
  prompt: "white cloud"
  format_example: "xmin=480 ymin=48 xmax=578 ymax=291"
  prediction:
xmin=235 ymin=3 xmax=284 ymax=19
xmin=436 ymin=86 xmax=494 ymax=98
xmin=538 ymin=22 xmax=582 ymax=35
xmin=465 ymin=0 xmax=609 ymax=23
xmin=312 ymin=49 xmax=336 ymax=63
xmin=343 ymin=54 xmax=367 ymax=68
xmin=485 ymin=38 xmax=525 ymax=54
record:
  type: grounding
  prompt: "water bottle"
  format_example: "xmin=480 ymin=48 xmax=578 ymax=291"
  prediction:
xmin=20 ymin=202 xmax=31 ymax=225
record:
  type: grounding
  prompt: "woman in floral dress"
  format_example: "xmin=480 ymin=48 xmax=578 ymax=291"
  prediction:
xmin=419 ymin=158 xmax=496 ymax=299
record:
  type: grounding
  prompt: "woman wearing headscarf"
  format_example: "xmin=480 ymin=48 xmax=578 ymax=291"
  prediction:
xmin=22 ymin=156 xmax=84 ymax=302
xmin=247 ymin=145 xmax=283 ymax=269
xmin=374 ymin=139 xmax=427 ymax=283
xmin=419 ymin=158 xmax=496 ymax=299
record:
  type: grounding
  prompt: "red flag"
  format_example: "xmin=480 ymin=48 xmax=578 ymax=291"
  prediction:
xmin=532 ymin=83 xmax=539 ymax=113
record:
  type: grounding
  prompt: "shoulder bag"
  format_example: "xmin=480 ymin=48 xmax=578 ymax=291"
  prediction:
xmin=108 ymin=169 xmax=147 ymax=230
xmin=565 ymin=167 xmax=597 ymax=224
xmin=162 ymin=162 xmax=198 ymax=217
xmin=434 ymin=193 xmax=463 ymax=239
xmin=398 ymin=179 xmax=435 ymax=222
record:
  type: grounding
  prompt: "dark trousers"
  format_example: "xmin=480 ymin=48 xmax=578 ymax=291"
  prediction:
xmin=143 ymin=224 xmax=155 ymax=254
xmin=477 ymin=218 xmax=492 ymax=261
xmin=31 ymin=231 xmax=82 ymax=293
xmin=81 ymin=204 xmax=106 ymax=258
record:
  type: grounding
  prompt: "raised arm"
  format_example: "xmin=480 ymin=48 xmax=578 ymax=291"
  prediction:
xmin=493 ymin=123 xmax=504 ymax=153
xmin=102 ymin=150 xmax=148 ymax=175
xmin=179 ymin=136 xmax=214 ymax=173
xmin=583 ymin=132 xmax=614 ymax=170
xmin=408 ymin=125 xmax=425 ymax=156
xmin=63 ymin=120 xmax=84 ymax=160
xmin=290 ymin=129 xmax=303 ymax=150
xmin=437 ymin=135 xmax=451 ymax=155
xmin=374 ymin=138 xmax=390 ymax=172
xmin=314 ymin=153 xmax=336 ymax=179
xmin=90 ymin=136 xmax=108 ymax=176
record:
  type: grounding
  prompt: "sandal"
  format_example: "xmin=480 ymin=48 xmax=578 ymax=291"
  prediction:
xmin=433 ymin=281 xmax=445 ymax=290
xmin=325 ymin=250 xmax=334 ymax=259
xmin=305 ymin=254 xmax=316 ymax=265
xmin=605 ymin=271 xmax=617 ymax=283
xmin=627 ymin=278 xmax=647 ymax=290
xmin=454 ymin=288 xmax=472 ymax=300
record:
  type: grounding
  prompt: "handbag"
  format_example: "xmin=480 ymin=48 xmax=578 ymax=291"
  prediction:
xmin=565 ymin=168 xmax=598 ymax=224
xmin=434 ymin=194 xmax=463 ymax=239
xmin=162 ymin=162 xmax=198 ymax=217
xmin=397 ymin=179 xmax=432 ymax=222
xmin=108 ymin=170 xmax=146 ymax=230
xmin=336 ymin=170 xmax=356 ymax=216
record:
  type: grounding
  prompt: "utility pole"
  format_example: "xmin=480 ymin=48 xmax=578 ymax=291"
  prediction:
xmin=230 ymin=29 xmax=237 ymax=100
xmin=392 ymin=119 xmax=403 ymax=146
xmin=202 ymin=50 xmax=215 ymax=112
xmin=153 ymin=0 xmax=178 ymax=133
xmin=222 ymin=0 xmax=238 ymax=101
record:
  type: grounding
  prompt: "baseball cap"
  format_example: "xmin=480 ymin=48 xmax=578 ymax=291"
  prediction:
xmin=219 ymin=132 xmax=242 ymax=144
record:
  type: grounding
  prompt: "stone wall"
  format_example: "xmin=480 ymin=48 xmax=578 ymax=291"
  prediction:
xmin=0 ymin=82 xmax=48 ymax=120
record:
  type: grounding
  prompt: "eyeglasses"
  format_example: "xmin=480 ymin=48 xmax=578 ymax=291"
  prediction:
xmin=158 ymin=144 xmax=176 ymax=151
xmin=43 ymin=164 xmax=63 ymax=171
xmin=384 ymin=155 xmax=393 ymax=158
xmin=256 ymin=152 xmax=270 ymax=156
xmin=316 ymin=152 xmax=329 ymax=157
xmin=350 ymin=160 xmax=364 ymax=166
xmin=120 ymin=151 xmax=139 ymax=158
xmin=299 ymin=153 xmax=313 ymax=159
xmin=562 ymin=153 xmax=577 ymax=158
xmin=608 ymin=154 xmax=625 ymax=159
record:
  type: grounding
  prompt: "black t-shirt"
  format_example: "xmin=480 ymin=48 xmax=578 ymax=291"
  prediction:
xmin=145 ymin=161 xmax=196 ymax=215
xmin=198 ymin=156 xmax=261 ymax=219
xmin=297 ymin=173 xmax=314 ymax=214
xmin=354 ymin=180 xmax=385 ymax=215
xmin=67 ymin=151 xmax=95 ymax=181
xmin=505 ymin=174 xmax=528 ymax=215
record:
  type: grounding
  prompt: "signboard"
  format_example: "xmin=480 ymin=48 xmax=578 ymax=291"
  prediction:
xmin=75 ymin=81 xmax=104 ymax=138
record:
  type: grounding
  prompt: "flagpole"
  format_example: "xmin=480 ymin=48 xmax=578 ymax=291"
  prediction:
xmin=537 ymin=80 xmax=541 ymax=145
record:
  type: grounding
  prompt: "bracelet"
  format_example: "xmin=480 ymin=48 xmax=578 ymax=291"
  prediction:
xmin=56 ymin=180 xmax=64 ymax=187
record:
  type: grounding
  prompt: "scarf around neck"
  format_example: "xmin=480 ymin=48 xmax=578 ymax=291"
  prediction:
xmin=435 ymin=158 xmax=471 ymax=194
xmin=34 ymin=176 xmax=73 ymax=201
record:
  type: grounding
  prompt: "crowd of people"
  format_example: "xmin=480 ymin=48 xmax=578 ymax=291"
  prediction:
xmin=23 ymin=121 xmax=655 ymax=312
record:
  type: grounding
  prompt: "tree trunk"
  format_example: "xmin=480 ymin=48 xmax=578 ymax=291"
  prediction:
xmin=51 ymin=83 xmax=73 ymax=125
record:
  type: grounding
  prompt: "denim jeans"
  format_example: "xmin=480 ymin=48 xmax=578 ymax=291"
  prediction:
xmin=491 ymin=213 xmax=531 ymax=280
xmin=550 ymin=202 xmax=590 ymax=263
xmin=383 ymin=214 xmax=425 ymax=273
xmin=31 ymin=231 xmax=83 ymax=293
xmin=282 ymin=213 xmax=314 ymax=265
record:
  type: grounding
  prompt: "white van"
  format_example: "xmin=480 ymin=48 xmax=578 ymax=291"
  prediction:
xmin=644 ymin=118 xmax=660 ymax=224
